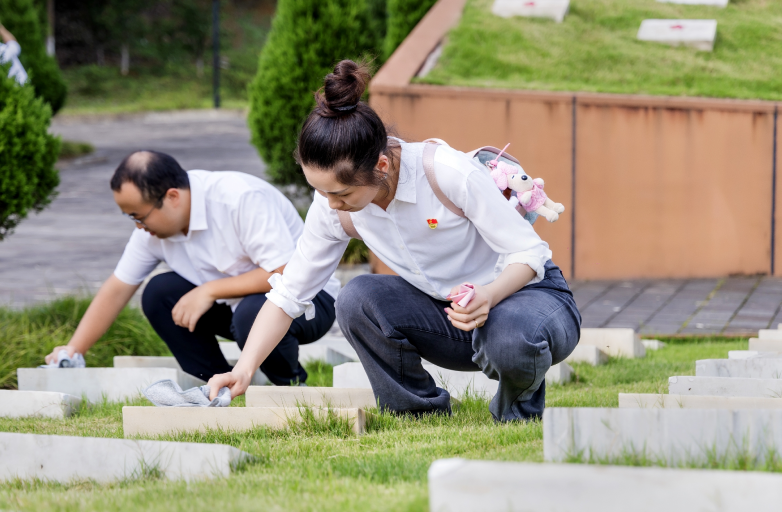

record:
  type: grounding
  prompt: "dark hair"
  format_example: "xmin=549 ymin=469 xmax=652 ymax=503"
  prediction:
xmin=295 ymin=60 xmax=394 ymax=189
xmin=110 ymin=150 xmax=190 ymax=204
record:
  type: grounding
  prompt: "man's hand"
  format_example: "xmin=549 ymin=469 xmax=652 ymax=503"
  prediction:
xmin=44 ymin=345 xmax=77 ymax=365
xmin=445 ymin=284 xmax=493 ymax=331
xmin=172 ymin=284 xmax=216 ymax=332
xmin=207 ymin=368 xmax=253 ymax=400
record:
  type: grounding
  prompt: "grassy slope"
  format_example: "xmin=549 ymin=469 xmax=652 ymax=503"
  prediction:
xmin=0 ymin=335 xmax=755 ymax=511
xmin=420 ymin=0 xmax=782 ymax=100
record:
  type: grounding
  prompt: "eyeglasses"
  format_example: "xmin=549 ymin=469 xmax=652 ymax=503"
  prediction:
xmin=122 ymin=192 xmax=167 ymax=229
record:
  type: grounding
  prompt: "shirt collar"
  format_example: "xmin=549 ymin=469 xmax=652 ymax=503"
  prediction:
xmin=393 ymin=142 xmax=417 ymax=204
xmin=187 ymin=171 xmax=208 ymax=232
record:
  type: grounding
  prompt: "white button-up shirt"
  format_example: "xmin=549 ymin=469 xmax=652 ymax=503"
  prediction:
xmin=0 ymin=41 xmax=28 ymax=85
xmin=114 ymin=170 xmax=341 ymax=310
xmin=267 ymin=142 xmax=552 ymax=320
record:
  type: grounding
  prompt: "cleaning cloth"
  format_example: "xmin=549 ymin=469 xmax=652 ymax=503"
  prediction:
xmin=143 ymin=379 xmax=231 ymax=407
xmin=39 ymin=350 xmax=86 ymax=369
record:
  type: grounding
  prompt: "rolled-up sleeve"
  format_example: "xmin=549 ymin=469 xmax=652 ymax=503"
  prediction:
xmin=266 ymin=193 xmax=350 ymax=319
xmin=435 ymin=150 xmax=552 ymax=284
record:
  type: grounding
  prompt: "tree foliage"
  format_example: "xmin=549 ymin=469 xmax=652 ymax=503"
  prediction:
xmin=0 ymin=0 xmax=67 ymax=113
xmin=0 ymin=68 xmax=60 ymax=240
xmin=384 ymin=0 xmax=437 ymax=60
xmin=248 ymin=0 xmax=374 ymax=189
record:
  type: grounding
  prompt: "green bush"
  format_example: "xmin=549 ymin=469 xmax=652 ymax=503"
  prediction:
xmin=248 ymin=0 xmax=375 ymax=189
xmin=0 ymin=68 xmax=60 ymax=240
xmin=0 ymin=0 xmax=68 ymax=113
xmin=0 ymin=297 xmax=170 ymax=389
xmin=383 ymin=0 xmax=437 ymax=60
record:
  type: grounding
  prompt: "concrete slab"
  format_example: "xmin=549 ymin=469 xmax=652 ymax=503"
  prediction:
xmin=492 ymin=0 xmax=570 ymax=23
xmin=0 ymin=390 xmax=81 ymax=418
xmin=298 ymin=345 xmax=355 ymax=366
xmin=123 ymin=406 xmax=366 ymax=436
xmin=641 ymin=339 xmax=666 ymax=350
xmin=578 ymin=328 xmax=646 ymax=358
xmin=245 ymin=386 xmax=377 ymax=409
xmin=637 ymin=19 xmax=717 ymax=51
xmin=749 ymin=338 xmax=782 ymax=351
xmin=668 ymin=376 xmax=782 ymax=398
xmin=543 ymin=408 xmax=782 ymax=464
xmin=333 ymin=362 xmax=571 ymax=398
xmin=219 ymin=341 xmax=241 ymax=364
xmin=16 ymin=367 xmax=203 ymax=402
xmin=302 ymin=334 xmax=359 ymax=363
xmin=0 ymin=432 xmax=249 ymax=482
xmin=759 ymin=329 xmax=782 ymax=340
xmin=618 ymin=393 xmax=782 ymax=409
xmin=657 ymin=0 xmax=728 ymax=6
xmin=114 ymin=355 xmax=270 ymax=386
xmin=696 ymin=359 xmax=782 ymax=379
xmin=729 ymin=351 xmax=782 ymax=360
xmin=564 ymin=344 xmax=607 ymax=366
xmin=428 ymin=458 xmax=782 ymax=512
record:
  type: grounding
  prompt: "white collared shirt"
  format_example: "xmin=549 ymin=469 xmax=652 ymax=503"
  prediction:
xmin=0 ymin=41 xmax=28 ymax=85
xmin=114 ymin=170 xmax=341 ymax=310
xmin=267 ymin=141 xmax=552 ymax=320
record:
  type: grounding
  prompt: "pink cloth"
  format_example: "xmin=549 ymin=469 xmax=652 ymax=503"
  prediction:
xmin=520 ymin=180 xmax=547 ymax=211
xmin=447 ymin=283 xmax=475 ymax=308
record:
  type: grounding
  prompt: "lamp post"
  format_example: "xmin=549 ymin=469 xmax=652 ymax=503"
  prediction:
xmin=212 ymin=0 xmax=220 ymax=109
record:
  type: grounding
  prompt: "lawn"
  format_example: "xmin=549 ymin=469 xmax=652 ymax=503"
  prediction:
xmin=0 ymin=299 xmax=753 ymax=511
xmin=420 ymin=0 xmax=782 ymax=101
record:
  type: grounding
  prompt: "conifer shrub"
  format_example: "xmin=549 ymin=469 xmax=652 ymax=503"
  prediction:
xmin=0 ymin=68 xmax=60 ymax=240
xmin=248 ymin=0 xmax=374 ymax=189
xmin=0 ymin=0 xmax=68 ymax=113
xmin=383 ymin=0 xmax=437 ymax=60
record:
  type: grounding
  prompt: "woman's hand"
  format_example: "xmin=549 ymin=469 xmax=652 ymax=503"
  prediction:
xmin=207 ymin=368 xmax=253 ymax=400
xmin=445 ymin=284 xmax=494 ymax=331
xmin=172 ymin=284 xmax=216 ymax=332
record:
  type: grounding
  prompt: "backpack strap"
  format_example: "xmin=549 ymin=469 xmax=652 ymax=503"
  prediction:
xmin=422 ymin=142 xmax=466 ymax=219
xmin=337 ymin=210 xmax=362 ymax=240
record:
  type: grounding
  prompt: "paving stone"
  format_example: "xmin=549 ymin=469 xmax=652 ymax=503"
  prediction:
xmin=543 ymin=408 xmax=782 ymax=464
xmin=114 ymin=355 xmax=270 ymax=385
xmin=637 ymin=19 xmax=717 ymax=51
xmin=618 ymin=393 xmax=782 ymax=409
xmin=0 ymin=432 xmax=250 ymax=482
xmin=245 ymin=386 xmax=377 ymax=409
xmin=759 ymin=329 xmax=782 ymax=340
xmin=492 ymin=0 xmax=569 ymax=23
xmin=428 ymin=458 xmax=782 ymax=512
xmin=564 ymin=344 xmax=607 ymax=366
xmin=668 ymin=376 xmax=782 ymax=398
xmin=17 ymin=367 xmax=203 ymax=402
xmin=696 ymin=359 xmax=782 ymax=379
xmin=729 ymin=351 xmax=782 ymax=360
xmin=0 ymin=390 xmax=81 ymax=418
xmin=333 ymin=362 xmax=572 ymax=398
xmin=578 ymin=328 xmax=646 ymax=358
xmin=641 ymin=339 xmax=666 ymax=350
xmin=123 ymin=406 xmax=366 ymax=436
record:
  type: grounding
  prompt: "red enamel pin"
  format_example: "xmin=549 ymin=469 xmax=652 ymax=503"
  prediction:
xmin=427 ymin=218 xmax=438 ymax=229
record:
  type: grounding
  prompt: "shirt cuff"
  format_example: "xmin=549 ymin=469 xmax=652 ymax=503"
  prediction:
xmin=113 ymin=270 xmax=145 ymax=286
xmin=503 ymin=252 xmax=549 ymax=285
xmin=266 ymin=273 xmax=315 ymax=320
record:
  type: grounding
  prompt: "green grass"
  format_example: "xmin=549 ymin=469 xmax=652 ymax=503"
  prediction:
xmin=58 ymin=140 xmax=94 ymax=160
xmin=0 ymin=334 xmax=758 ymax=511
xmin=420 ymin=0 xmax=782 ymax=100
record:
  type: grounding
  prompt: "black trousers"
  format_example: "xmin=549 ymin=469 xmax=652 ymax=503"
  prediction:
xmin=141 ymin=272 xmax=336 ymax=385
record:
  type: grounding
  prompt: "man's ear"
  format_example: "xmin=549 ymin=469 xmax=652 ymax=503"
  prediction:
xmin=166 ymin=188 xmax=181 ymax=206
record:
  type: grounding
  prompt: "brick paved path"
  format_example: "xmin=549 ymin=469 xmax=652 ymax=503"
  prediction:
xmin=1 ymin=110 xmax=779 ymax=335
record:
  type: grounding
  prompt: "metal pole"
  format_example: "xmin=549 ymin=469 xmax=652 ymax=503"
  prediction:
xmin=212 ymin=0 xmax=220 ymax=109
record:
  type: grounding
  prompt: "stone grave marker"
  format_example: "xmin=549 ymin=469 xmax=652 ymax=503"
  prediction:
xmin=245 ymin=386 xmax=377 ymax=409
xmin=749 ymin=338 xmax=782 ymax=352
xmin=696 ymin=358 xmax=782 ymax=379
xmin=0 ymin=432 xmax=250 ymax=482
xmin=637 ymin=19 xmax=718 ymax=51
xmin=618 ymin=393 xmax=782 ymax=409
xmin=492 ymin=0 xmax=570 ymax=23
xmin=114 ymin=355 xmax=269 ymax=385
xmin=564 ymin=344 xmax=607 ymax=366
xmin=641 ymin=339 xmax=666 ymax=350
xmin=544 ymin=408 xmax=782 ymax=464
xmin=428 ymin=458 xmax=782 ymax=512
xmin=668 ymin=375 xmax=782 ymax=398
xmin=579 ymin=328 xmax=645 ymax=358
xmin=728 ymin=351 xmax=782 ymax=360
xmin=758 ymin=329 xmax=782 ymax=340
xmin=123 ymin=406 xmax=367 ymax=436
xmin=0 ymin=390 xmax=81 ymax=419
xmin=656 ymin=0 xmax=728 ymax=6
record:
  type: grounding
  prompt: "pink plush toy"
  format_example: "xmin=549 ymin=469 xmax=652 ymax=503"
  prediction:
xmin=506 ymin=171 xmax=565 ymax=222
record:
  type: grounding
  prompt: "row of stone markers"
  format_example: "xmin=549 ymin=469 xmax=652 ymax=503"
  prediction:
xmin=492 ymin=0 xmax=725 ymax=52
xmin=427 ymin=326 xmax=782 ymax=510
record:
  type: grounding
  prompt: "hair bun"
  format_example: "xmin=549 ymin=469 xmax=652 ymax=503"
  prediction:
xmin=316 ymin=60 xmax=371 ymax=117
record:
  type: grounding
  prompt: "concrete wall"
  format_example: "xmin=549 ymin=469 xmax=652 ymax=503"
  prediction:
xmin=369 ymin=0 xmax=781 ymax=280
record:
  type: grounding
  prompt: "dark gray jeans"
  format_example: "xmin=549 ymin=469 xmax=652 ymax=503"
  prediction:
xmin=336 ymin=260 xmax=581 ymax=421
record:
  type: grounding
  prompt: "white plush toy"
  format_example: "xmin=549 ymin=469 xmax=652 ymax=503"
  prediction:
xmin=506 ymin=169 xmax=565 ymax=222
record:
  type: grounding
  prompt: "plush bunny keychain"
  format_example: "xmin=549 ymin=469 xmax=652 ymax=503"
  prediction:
xmin=488 ymin=144 xmax=565 ymax=223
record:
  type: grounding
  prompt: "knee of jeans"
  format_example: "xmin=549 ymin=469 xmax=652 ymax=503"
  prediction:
xmin=474 ymin=329 xmax=551 ymax=381
xmin=141 ymin=273 xmax=175 ymax=318
xmin=335 ymin=275 xmax=382 ymax=328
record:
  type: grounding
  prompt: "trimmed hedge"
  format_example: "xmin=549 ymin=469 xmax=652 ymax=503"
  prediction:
xmin=248 ymin=0 xmax=375 ymax=189
xmin=0 ymin=0 xmax=68 ymax=113
xmin=0 ymin=67 xmax=60 ymax=240
xmin=383 ymin=0 xmax=437 ymax=60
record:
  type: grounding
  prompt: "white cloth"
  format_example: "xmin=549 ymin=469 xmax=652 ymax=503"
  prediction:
xmin=267 ymin=141 xmax=553 ymax=320
xmin=0 ymin=41 xmax=28 ymax=85
xmin=114 ymin=170 xmax=341 ymax=311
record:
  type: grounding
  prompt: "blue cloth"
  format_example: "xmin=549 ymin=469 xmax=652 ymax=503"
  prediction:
xmin=336 ymin=260 xmax=581 ymax=421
